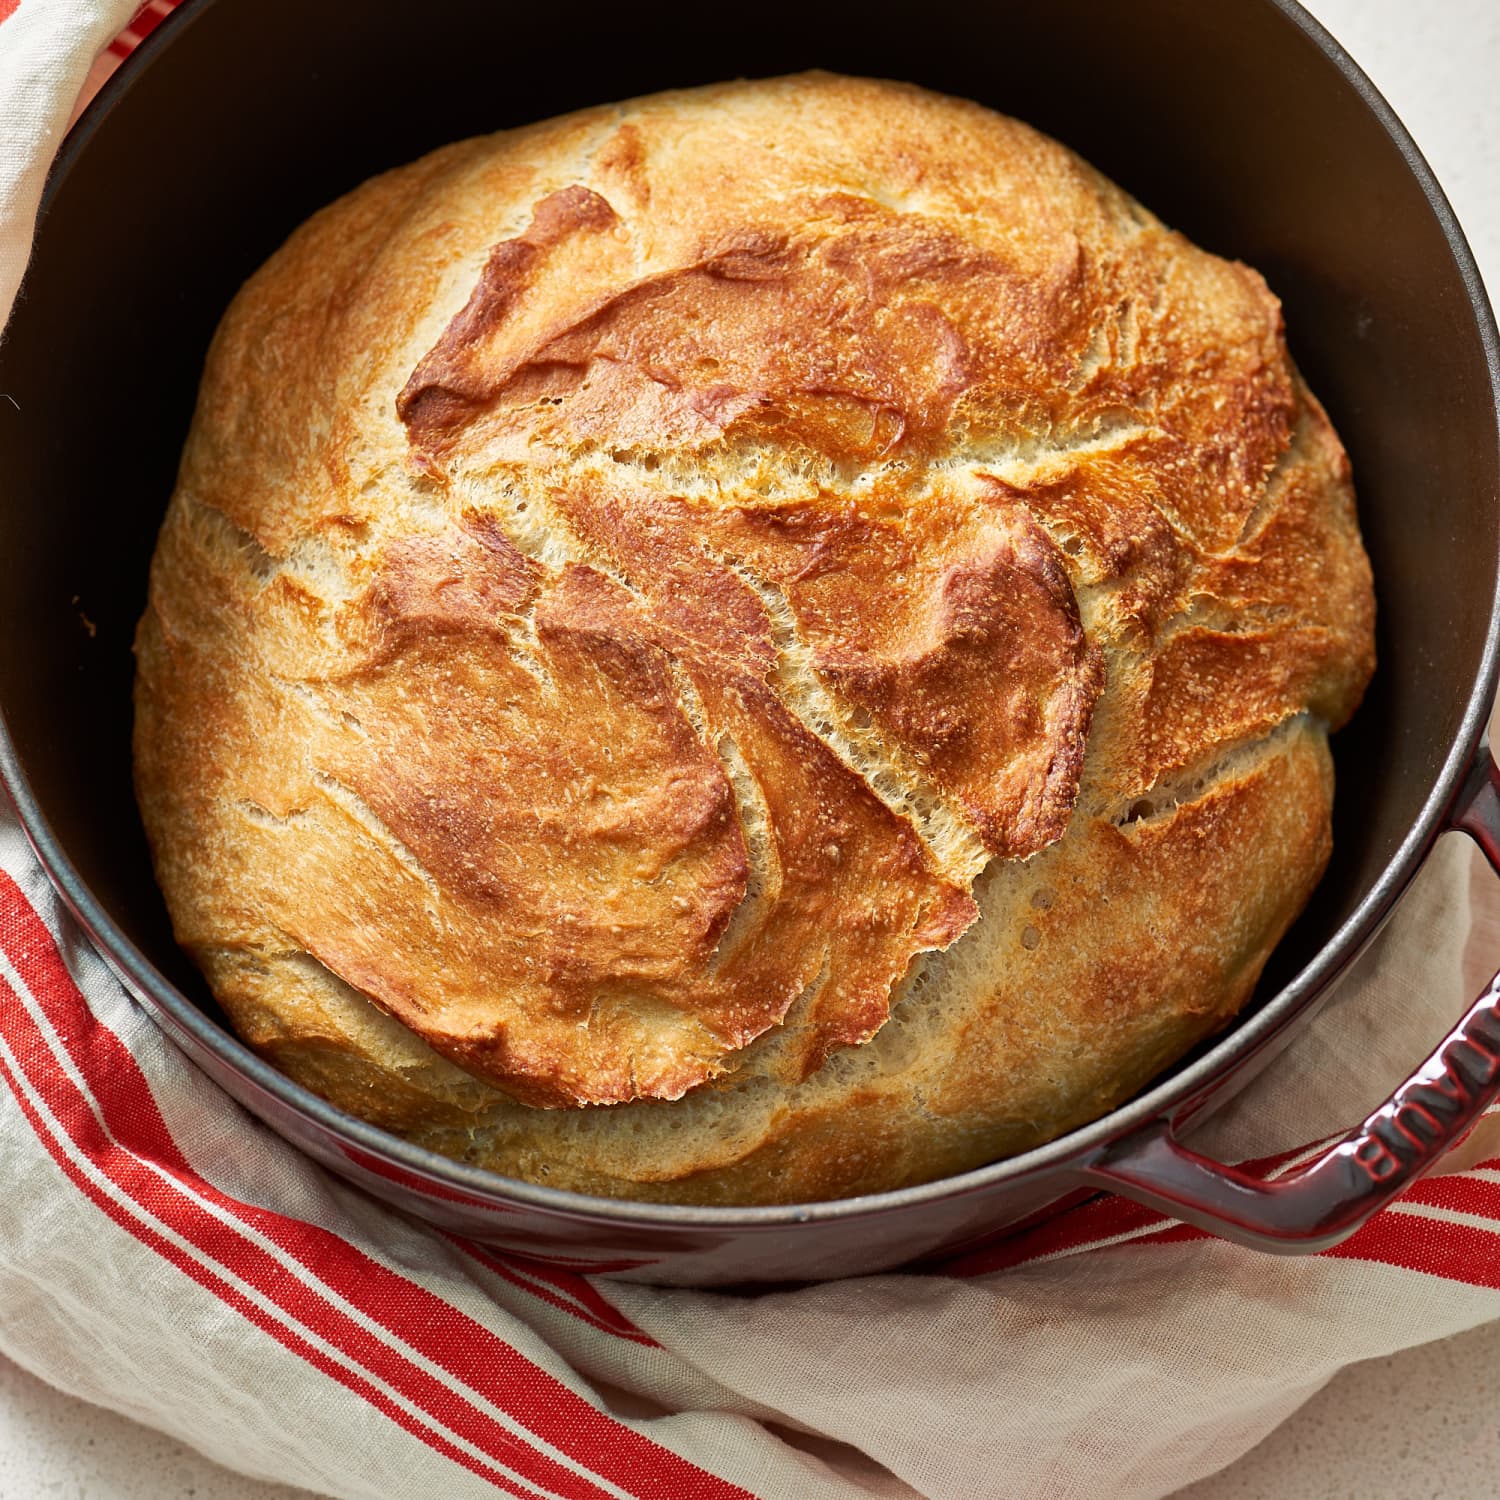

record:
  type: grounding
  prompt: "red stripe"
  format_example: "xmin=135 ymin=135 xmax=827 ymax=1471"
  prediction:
xmin=102 ymin=1 xmax=183 ymax=66
xmin=0 ymin=927 xmax=626 ymax=1500
xmin=453 ymin=1245 xmax=656 ymax=1347
xmin=1060 ymin=1205 xmax=1500 ymax=1290
xmin=940 ymin=1131 xmax=1355 ymax=1276
xmin=1325 ymin=1202 xmax=1500 ymax=1289
xmin=120 ymin=0 xmax=178 ymax=46
xmin=0 ymin=1046 xmax=544 ymax=1498
xmin=0 ymin=875 xmax=749 ymax=1500
xmin=937 ymin=1124 xmax=1497 ymax=1278
xmin=1398 ymin=1173 xmax=1500 ymax=1221
xmin=0 ymin=0 xmax=21 ymax=23
xmin=451 ymin=1237 xmax=658 ymax=1346
xmin=1047 ymin=1187 xmax=1500 ymax=1291
xmin=508 ymin=1258 xmax=657 ymax=1341
xmin=1043 ymin=1184 xmax=1500 ymax=1289
xmin=0 ymin=963 xmax=608 ymax=1500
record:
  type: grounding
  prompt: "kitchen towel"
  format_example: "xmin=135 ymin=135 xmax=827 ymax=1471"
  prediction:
xmin=2 ymin=5 xmax=1499 ymax=1498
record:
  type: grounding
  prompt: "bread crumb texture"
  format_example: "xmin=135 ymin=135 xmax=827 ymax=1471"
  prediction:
xmin=133 ymin=73 xmax=1374 ymax=1203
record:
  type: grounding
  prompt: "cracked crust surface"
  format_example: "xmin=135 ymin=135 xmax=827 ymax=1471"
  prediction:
xmin=133 ymin=73 xmax=1374 ymax=1200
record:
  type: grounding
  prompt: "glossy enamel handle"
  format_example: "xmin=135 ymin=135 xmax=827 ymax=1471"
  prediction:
xmin=1082 ymin=748 xmax=1500 ymax=1253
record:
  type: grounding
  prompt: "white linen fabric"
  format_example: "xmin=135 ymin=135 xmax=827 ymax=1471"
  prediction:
xmin=3 ymin=6 xmax=1498 ymax=1497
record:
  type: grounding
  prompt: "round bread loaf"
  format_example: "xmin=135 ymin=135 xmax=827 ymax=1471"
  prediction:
xmin=133 ymin=72 xmax=1375 ymax=1203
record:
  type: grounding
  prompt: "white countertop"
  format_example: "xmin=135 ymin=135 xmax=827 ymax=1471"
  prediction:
xmin=3 ymin=0 xmax=1498 ymax=1496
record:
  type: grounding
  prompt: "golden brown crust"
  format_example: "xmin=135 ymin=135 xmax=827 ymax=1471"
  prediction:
xmin=552 ymin=480 xmax=1104 ymax=860
xmin=133 ymin=73 xmax=1374 ymax=1198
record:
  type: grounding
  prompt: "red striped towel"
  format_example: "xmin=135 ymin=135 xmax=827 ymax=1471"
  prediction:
xmin=3 ymin=6 xmax=1498 ymax=1497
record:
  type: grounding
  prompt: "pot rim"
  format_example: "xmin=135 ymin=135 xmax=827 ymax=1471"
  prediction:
xmin=5 ymin=0 xmax=1499 ymax=1232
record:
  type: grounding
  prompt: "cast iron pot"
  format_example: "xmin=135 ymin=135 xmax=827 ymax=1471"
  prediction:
xmin=2 ymin=0 xmax=1498 ymax=1286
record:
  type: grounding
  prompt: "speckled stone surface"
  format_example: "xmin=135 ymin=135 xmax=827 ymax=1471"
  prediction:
xmin=0 ymin=1353 xmax=310 ymax=1500
xmin=1179 ymin=1320 xmax=1500 ymax=1499
xmin=1 ymin=0 xmax=1497 ymax=1496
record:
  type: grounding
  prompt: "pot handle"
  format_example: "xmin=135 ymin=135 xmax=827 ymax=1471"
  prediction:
xmin=1081 ymin=745 xmax=1500 ymax=1253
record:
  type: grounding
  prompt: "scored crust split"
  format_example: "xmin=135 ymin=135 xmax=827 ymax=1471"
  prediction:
xmin=133 ymin=73 xmax=1374 ymax=1203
